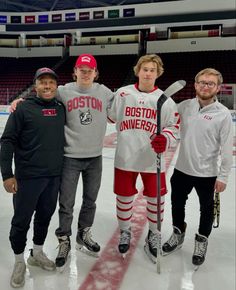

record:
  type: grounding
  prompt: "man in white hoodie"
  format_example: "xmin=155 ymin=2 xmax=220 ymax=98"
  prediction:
xmin=162 ymin=68 xmax=233 ymax=267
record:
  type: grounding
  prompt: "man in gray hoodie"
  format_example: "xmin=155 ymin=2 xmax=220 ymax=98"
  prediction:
xmin=54 ymin=54 xmax=114 ymax=271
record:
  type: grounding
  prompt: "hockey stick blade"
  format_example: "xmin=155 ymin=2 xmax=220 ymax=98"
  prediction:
xmin=164 ymin=80 xmax=186 ymax=99
xmin=157 ymin=80 xmax=186 ymax=111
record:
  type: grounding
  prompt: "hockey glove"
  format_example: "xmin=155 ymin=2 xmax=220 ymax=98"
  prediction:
xmin=150 ymin=134 xmax=167 ymax=153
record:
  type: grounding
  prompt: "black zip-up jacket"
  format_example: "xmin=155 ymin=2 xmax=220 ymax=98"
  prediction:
xmin=0 ymin=96 xmax=65 ymax=180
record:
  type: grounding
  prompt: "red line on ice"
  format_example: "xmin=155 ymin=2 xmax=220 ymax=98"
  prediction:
xmin=78 ymin=147 xmax=177 ymax=290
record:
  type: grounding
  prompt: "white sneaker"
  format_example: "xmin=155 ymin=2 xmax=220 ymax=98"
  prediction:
xmin=10 ymin=261 xmax=26 ymax=288
xmin=27 ymin=249 xmax=55 ymax=271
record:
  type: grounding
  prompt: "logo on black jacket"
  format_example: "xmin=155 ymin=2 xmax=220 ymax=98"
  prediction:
xmin=42 ymin=109 xmax=57 ymax=116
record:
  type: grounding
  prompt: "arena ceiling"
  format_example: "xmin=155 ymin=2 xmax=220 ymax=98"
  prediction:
xmin=0 ymin=0 xmax=175 ymax=12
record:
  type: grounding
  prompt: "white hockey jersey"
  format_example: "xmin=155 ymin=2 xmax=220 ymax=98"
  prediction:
xmin=108 ymin=84 xmax=180 ymax=173
xmin=175 ymin=97 xmax=233 ymax=184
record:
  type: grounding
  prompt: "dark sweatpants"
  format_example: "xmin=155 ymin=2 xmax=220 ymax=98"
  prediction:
xmin=171 ymin=169 xmax=216 ymax=237
xmin=10 ymin=176 xmax=60 ymax=254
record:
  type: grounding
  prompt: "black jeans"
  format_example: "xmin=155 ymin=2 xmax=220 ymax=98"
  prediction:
xmin=171 ymin=169 xmax=216 ymax=237
xmin=10 ymin=176 xmax=60 ymax=254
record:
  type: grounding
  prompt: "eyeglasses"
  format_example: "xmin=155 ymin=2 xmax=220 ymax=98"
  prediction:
xmin=196 ymin=81 xmax=217 ymax=88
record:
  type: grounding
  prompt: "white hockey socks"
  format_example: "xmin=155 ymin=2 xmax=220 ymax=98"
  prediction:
xmin=116 ymin=195 xmax=134 ymax=230
xmin=146 ymin=196 xmax=165 ymax=233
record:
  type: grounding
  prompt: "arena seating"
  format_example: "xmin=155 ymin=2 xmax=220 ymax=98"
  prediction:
xmin=0 ymin=50 xmax=235 ymax=105
xmin=55 ymin=54 xmax=138 ymax=91
xmin=0 ymin=57 xmax=61 ymax=104
xmin=157 ymin=50 xmax=236 ymax=102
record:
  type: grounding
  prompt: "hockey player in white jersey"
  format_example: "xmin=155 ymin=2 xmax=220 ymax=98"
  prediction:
xmin=108 ymin=54 xmax=180 ymax=261
xmin=162 ymin=68 xmax=233 ymax=269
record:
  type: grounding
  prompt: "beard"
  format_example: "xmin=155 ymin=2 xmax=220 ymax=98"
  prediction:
xmin=197 ymin=90 xmax=216 ymax=101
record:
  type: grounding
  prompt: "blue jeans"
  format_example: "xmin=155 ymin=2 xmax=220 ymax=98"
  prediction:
xmin=55 ymin=156 xmax=102 ymax=237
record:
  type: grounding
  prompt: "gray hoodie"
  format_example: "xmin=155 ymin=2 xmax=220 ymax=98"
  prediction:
xmin=57 ymin=82 xmax=113 ymax=158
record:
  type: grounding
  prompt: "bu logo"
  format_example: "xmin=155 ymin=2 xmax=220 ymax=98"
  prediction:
xmin=79 ymin=109 xmax=92 ymax=125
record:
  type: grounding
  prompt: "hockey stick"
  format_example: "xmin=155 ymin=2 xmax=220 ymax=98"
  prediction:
xmin=156 ymin=80 xmax=186 ymax=274
xmin=213 ymin=192 xmax=220 ymax=228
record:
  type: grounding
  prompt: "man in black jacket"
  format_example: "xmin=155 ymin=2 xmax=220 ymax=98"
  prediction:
xmin=0 ymin=67 xmax=65 ymax=288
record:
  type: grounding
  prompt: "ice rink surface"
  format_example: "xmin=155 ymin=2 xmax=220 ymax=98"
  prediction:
xmin=0 ymin=116 xmax=235 ymax=290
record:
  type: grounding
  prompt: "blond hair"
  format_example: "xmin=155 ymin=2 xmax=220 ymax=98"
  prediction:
xmin=195 ymin=68 xmax=223 ymax=85
xmin=133 ymin=54 xmax=164 ymax=77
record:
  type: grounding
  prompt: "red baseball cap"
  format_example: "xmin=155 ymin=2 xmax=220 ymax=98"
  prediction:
xmin=75 ymin=54 xmax=97 ymax=69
